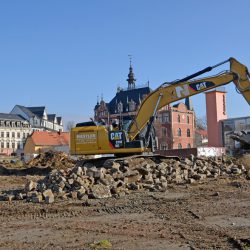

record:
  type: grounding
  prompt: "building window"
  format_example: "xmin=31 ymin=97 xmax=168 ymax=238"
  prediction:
xmin=187 ymin=143 xmax=191 ymax=148
xmin=177 ymin=128 xmax=182 ymax=136
xmin=6 ymin=142 xmax=9 ymax=148
xmin=12 ymin=143 xmax=15 ymax=149
xmin=157 ymin=115 xmax=162 ymax=123
xmin=161 ymin=144 xmax=168 ymax=150
xmin=17 ymin=143 xmax=21 ymax=149
xmin=12 ymin=132 xmax=15 ymax=138
xmin=6 ymin=132 xmax=9 ymax=138
xmin=187 ymin=116 xmax=190 ymax=124
xmin=178 ymin=115 xmax=180 ymax=123
xmin=1 ymin=142 xmax=4 ymax=148
xmin=187 ymin=129 xmax=190 ymax=137
xmin=178 ymin=143 xmax=182 ymax=149
xmin=17 ymin=132 xmax=20 ymax=138
xmin=223 ymin=95 xmax=226 ymax=115
xmin=1 ymin=132 xmax=4 ymax=138
xmin=162 ymin=113 xmax=169 ymax=123
xmin=162 ymin=128 xmax=167 ymax=137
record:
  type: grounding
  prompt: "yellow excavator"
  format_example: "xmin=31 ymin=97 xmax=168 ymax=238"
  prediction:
xmin=70 ymin=57 xmax=250 ymax=156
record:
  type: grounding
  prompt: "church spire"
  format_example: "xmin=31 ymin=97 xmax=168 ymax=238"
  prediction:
xmin=127 ymin=55 xmax=136 ymax=90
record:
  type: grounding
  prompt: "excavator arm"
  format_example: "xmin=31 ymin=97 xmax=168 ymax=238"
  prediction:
xmin=128 ymin=57 xmax=250 ymax=141
xmin=70 ymin=57 xmax=250 ymax=156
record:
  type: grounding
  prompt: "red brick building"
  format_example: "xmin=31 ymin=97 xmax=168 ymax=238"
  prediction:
xmin=155 ymin=102 xmax=195 ymax=150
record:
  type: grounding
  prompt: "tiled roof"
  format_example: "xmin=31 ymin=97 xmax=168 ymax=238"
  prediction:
xmin=30 ymin=131 xmax=69 ymax=146
xmin=0 ymin=113 xmax=26 ymax=121
xmin=196 ymin=130 xmax=208 ymax=136
xmin=108 ymin=87 xmax=151 ymax=114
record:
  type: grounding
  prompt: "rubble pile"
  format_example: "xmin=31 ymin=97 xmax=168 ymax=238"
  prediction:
xmin=7 ymin=155 xmax=248 ymax=203
xmin=27 ymin=151 xmax=76 ymax=169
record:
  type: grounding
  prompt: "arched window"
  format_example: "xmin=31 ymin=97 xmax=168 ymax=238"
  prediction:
xmin=178 ymin=143 xmax=182 ymax=149
xmin=187 ymin=129 xmax=190 ymax=137
xmin=187 ymin=143 xmax=191 ymax=148
xmin=177 ymin=114 xmax=180 ymax=123
xmin=187 ymin=115 xmax=190 ymax=124
xmin=177 ymin=128 xmax=181 ymax=136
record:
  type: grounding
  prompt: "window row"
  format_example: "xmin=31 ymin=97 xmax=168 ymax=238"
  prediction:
xmin=177 ymin=128 xmax=191 ymax=137
xmin=160 ymin=143 xmax=192 ymax=150
xmin=0 ymin=132 xmax=29 ymax=138
xmin=0 ymin=142 xmax=22 ymax=149
xmin=177 ymin=115 xmax=190 ymax=124
xmin=177 ymin=143 xmax=191 ymax=149
xmin=0 ymin=121 xmax=30 ymax=128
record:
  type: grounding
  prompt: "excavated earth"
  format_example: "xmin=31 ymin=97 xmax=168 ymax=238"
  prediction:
xmin=0 ymin=153 xmax=249 ymax=250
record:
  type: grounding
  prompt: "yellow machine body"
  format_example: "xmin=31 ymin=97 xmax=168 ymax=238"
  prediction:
xmin=70 ymin=125 xmax=146 ymax=155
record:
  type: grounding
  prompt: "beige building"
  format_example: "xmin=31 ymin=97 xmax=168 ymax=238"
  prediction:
xmin=24 ymin=131 xmax=69 ymax=160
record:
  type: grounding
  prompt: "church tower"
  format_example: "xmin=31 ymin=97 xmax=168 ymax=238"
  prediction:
xmin=127 ymin=56 xmax=136 ymax=90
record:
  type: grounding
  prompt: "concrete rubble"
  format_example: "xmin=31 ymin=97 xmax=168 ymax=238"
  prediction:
xmin=27 ymin=150 xmax=76 ymax=169
xmin=0 ymin=153 xmax=249 ymax=203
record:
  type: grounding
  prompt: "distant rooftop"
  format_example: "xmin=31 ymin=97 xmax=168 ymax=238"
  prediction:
xmin=0 ymin=113 xmax=25 ymax=121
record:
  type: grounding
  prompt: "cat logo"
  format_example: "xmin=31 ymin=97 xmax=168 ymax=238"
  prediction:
xmin=110 ymin=131 xmax=123 ymax=140
xmin=175 ymin=81 xmax=215 ymax=98
xmin=195 ymin=82 xmax=207 ymax=90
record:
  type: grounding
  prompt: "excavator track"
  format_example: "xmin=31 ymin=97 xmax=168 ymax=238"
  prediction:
xmin=75 ymin=154 xmax=180 ymax=168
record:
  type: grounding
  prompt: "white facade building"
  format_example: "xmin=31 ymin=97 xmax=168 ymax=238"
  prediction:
xmin=0 ymin=113 xmax=32 ymax=155
xmin=11 ymin=105 xmax=63 ymax=132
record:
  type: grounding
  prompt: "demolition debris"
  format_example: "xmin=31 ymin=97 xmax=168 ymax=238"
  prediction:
xmin=0 ymin=152 xmax=248 ymax=203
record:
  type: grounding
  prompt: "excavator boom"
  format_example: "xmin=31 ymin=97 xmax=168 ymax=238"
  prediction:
xmin=128 ymin=57 xmax=250 ymax=140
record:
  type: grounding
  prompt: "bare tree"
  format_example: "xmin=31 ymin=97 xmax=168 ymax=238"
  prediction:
xmin=195 ymin=116 xmax=207 ymax=130
xmin=66 ymin=121 xmax=76 ymax=131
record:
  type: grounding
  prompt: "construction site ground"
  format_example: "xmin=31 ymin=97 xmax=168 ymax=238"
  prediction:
xmin=0 ymin=155 xmax=249 ymax=250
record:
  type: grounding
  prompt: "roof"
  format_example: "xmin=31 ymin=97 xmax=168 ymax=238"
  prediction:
xmin=196 ymin=130 xmax=208 ymax=136
xmin=56 ymin=117 xmax=62 ymax=124
xmin=108 ymin=86 xmax=151 ymax=114
xmin=26 ymin=106 xmax=46 ymax=118
xmin=30 ymin=131 xmax=69 ymax=146
xmin=0 ymin=113 xmax=26 ymax=121
xmin=221 ymin=116 xmax=250 ymax=122
xmin=15 ymin=105 xmax=35 ymax=118
xmin=47 ymin=114 xmax=56 ymax=122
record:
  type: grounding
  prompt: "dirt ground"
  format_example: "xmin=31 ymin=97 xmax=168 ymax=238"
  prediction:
xmin=0 ymin=174 xmax=249 ymax=250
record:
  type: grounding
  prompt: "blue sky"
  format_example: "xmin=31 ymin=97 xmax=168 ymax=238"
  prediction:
xmin=0 ymin=0 xmax=249 ymax=125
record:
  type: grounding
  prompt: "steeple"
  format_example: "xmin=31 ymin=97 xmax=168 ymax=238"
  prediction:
xmin=127 ymin=55 xmax=136 ymax=90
